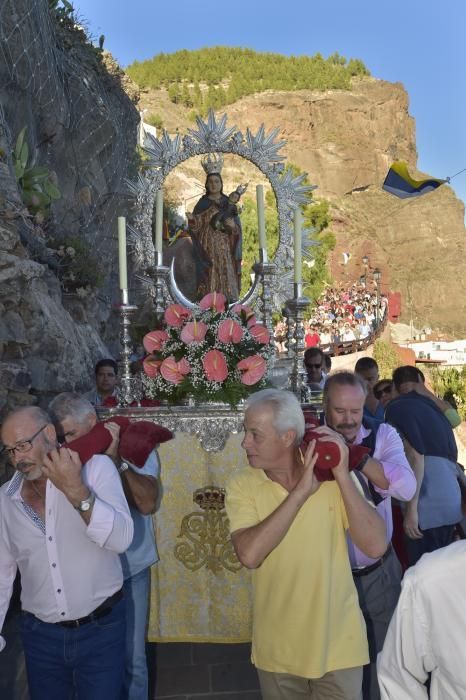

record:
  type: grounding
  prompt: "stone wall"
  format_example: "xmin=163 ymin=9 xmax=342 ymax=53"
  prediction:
xmin=0 ymin=0 xmax=139 ymax=434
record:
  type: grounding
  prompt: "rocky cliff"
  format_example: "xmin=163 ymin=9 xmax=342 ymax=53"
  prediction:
xmin=140 ymin=78 xmax=466 ymax=335
xmin=0 ymin=0 xmax=139 ymax=425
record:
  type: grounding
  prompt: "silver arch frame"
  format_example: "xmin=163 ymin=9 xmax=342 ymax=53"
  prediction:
xmin=126 ymin=109 xmax=316 ymax=310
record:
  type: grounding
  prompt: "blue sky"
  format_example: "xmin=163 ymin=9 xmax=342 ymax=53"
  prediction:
xmin=74 ymin=0 xmax=466 ymax=209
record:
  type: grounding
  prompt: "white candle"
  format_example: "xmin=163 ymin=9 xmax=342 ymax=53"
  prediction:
xmin=256 ymin=185 xmax=267 ymax=258
xmin=117 ymin=216 xmax=128 ymax=290
xmin=155 ymin=189 xmax=164 ymax=254
xmin=293 ymin=209 xmax=302 ymax=284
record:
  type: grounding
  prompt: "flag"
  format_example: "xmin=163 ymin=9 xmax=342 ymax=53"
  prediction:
xmin=382 ymin=161 xmax=446 ymax=199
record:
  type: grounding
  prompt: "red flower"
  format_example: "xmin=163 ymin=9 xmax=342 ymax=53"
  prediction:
xmin=143 ymin=330 xmax=168 ymax=353
xmin=217 ymin=319 xmax=243 ymax=344
xmin=232 ymin=303 xmax=256 ymax=326
xmin=143 ymin=356 xmax=162 ymax=378
xmin=160 ymin=356 xmax=191 ymax=384
xmin=164 ymin=304 xmax=191 ymax=327
xmin=180 ymin=320 xmax=208 ymax=344
xmin=249 ymin=324 xmax=270 ymax=344
xmin=237 ymin=355 xmax=266 ymax=385
xmin=199 ymin=292 xmax=227 ymax=312
xmin=202 ymin=349 xmax=229 ymax=382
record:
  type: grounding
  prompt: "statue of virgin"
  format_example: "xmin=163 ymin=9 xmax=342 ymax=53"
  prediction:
xmin=188 ymin=155 xmax=245 ymax=302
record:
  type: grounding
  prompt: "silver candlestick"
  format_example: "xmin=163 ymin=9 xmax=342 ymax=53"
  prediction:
xmin=252 ymin=247 xmax=276 ymax=336
xmin=116 ymin=289 xmax=141 ymax=406
xmin=283 ymin=305 xmax=294 ymax=359
xmin=152 ymin=252 xmax=170 ymax=321
xmin=286 ymin=282 xmax=310 ymax=397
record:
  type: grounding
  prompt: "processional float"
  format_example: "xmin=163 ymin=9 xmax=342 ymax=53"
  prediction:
xmin=102 ymin=110 xmax=319 ymax=642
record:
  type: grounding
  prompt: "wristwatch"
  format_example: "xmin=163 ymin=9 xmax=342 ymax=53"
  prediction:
xmin=118 ymin=461 xmax=130 ymax=474
xmin=74 ymin=490 xmax=96 ymax=512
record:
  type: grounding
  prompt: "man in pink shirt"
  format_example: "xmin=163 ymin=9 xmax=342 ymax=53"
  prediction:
xmin=323 ymin=372 xmax=416 ymax=700
xmin=0 ymin=406 xmax=133 ymax=700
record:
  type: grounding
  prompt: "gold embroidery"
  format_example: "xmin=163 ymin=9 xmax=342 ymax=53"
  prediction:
xmin=174 ymin=486 xmax=242 ymax=574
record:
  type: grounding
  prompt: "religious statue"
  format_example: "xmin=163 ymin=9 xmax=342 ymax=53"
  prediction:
xmin=187 ymin=154 xmax=247 ymax=302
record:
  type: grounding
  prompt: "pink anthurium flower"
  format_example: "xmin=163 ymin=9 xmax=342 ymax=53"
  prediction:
xmin=217 ymin=319 xmax=243 ymax=344
xmin=160 ymin=356 xmax=191 ymax=384
xmin=143 ymin=329 xmax=168 ymax=353
xmin=232 ymin=303 xmax=256 ymax=326
xmin=199 ymin=291 xmax=227 ymax=312
xmin=237 ymin=355 xmax=266 ymax=385
xmin=143 ymin=356 xmax=162 ymax=378
xmin=164 ymin=304 xmax=191 ymax=327
xmin=202 ymin=349 xmax=229 ymax=382
xmin=249 ymin=324 xmax=270 ymax=345
xmin=180 ymin=320 xmax=208 ymax=344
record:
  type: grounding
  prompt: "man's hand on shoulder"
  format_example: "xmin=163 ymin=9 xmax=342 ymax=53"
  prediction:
xmin=311 ymin=425 xmax=350 ymax=481
xmin=292 ymin=440 xmax=320 ymax=504
xmin=42 ymin=447 xmax=89 ymax=507
xmin=103 ymin=421 xmax=121 ymax=465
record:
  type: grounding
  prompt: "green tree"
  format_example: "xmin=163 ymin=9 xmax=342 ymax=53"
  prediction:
xmin=126 ymin=47 xmax=370 ymax=106
xmin=373 ymin=340 xmax=402 ymax=380
xmin=145 ymin=113 xmax=163 ymax=129
xmin=168 ymin=83 xmax=181 ymax=104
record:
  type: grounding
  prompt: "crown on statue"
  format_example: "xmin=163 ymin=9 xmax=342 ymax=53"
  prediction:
xmin=201 ymin=153 xmax=224 ymax=176
xmin=193 ymin=486 xmax=226 ymax=511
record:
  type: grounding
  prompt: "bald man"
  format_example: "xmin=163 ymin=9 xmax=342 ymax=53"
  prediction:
xmin=0 ymin=406 xmax=133 ymax=700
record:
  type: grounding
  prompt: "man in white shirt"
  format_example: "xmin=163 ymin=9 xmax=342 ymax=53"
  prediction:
xmin=377 ymin=541 xmax=466 ymax=700
xmin=0 ymin=406 xmax=133 ymax=700
xmin=49 ymin=393 xmax=159 ymax=700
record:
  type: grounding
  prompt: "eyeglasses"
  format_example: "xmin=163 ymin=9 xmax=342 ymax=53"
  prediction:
xmin=2 ymin=425 xmax=48 ymax=459
xmin=306 ymin=363 xmax=322 ymax=370
xmin=374 ymin=385 xmax=392 ymax=399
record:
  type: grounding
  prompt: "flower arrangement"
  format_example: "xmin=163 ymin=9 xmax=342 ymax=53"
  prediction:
xmin=141 ymin=292 xmax=273 ymax=406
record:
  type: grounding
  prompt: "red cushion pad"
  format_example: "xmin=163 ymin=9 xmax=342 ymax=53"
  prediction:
xmin=65 ymin=417 xmax=172 ymax=467
xmin=301 ymin=429 xmax=370 ymax=482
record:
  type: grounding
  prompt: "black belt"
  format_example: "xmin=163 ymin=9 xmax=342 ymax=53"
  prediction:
xmin=352 ymin=545 xmax=392 ymax=578
xmin=56 ymin=588 xmax=124 ymax=628
xmin=23 ymin=589 xmax=124 ymax=628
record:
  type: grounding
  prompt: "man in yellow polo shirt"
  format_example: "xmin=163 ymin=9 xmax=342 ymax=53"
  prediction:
xmin=225 ymin=388 xmax=387 ymax=699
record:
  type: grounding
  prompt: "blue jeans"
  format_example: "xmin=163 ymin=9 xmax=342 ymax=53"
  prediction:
xmin=122 ymin=568 xmax=150 ymax=700
xmin=20 ymin=596 xmax=126 ymax=700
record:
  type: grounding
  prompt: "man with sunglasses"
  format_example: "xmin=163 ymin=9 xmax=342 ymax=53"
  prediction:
xmin=373 ymin=381 xmax=393 ymax=410
xmin=323 ymin=372 xmax=416 ymax=700
xmin=0 ymin=406 xmax=133 ymax=700
xmin=303 ymin=347 xmax=327 ymax=390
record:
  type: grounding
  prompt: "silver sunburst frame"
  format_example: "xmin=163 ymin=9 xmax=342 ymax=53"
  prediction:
xmin=126 ymin=109 xmax=316 ymax=314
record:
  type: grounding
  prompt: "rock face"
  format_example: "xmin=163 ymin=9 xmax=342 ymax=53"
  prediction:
xmin=222 ymin=84 xmax=466 ymax=334
xmin=140 ymin=79 xmax=466 ymax=334
xmin=0 ymin=0 xmax=139 ymax=430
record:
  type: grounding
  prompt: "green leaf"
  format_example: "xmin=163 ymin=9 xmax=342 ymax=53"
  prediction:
xmin=14 ymin=127 xmax=27 ymax=161
xmin=20 ymin=142 xmax=29 ymax=170
xmin=25 ymin=166 xmax=50 ymax=179
xmin=43 ymin=180 xmax=61 ymax=199
xmin=14 ymin=161 xmax=24 ymax=180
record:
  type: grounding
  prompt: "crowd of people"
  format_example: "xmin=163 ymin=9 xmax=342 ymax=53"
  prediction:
xmin=0 ymin=353 xmax=464 ymax=700
xmin=274 ymin=281 xmax=388 ymax=354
